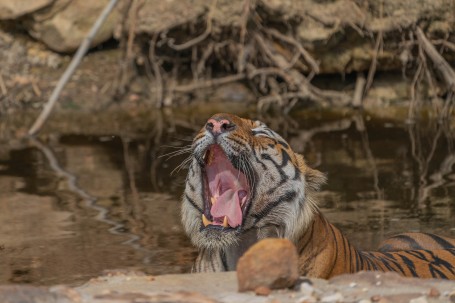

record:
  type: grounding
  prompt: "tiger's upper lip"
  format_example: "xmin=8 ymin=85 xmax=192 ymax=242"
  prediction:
xmin=200 ymin=144 xmax=251 ymax=230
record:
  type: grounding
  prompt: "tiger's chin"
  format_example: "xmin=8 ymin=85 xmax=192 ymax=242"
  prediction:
xmin=190 ymin=226 xmax=241 ymax=251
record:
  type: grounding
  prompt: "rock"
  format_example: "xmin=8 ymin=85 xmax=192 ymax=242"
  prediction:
xmin=428 ymin=287 xmax=440 ymax=298
xmin=409 ymin=296 xmax=429 ymax=303
xmin=254 ymin=286 xmax=271 ymax=296
xmin=236 ymin=238 xmax=299 ymax=292
xmin=320 ymin=292 xmax=344 ymax=302
xmin=24 ymin=0 xmax=121 ymax=53
xmin=0 ymin=285 xmax=78 ymax=303
xmin=449 ymin=291 xmax=455 ymax=303
xmin=0 ymin=0 xmax=53 ymax=19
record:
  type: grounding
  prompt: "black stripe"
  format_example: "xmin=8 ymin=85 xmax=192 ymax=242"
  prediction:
xmin=229 ymin=136 xmax=246 ymax=147
xmin=252 ymin=130 xmax=270 ymax=136
xmin=396 ymin=253 xmax=418 ymax=277
xmin=185 ymin=194 xmax=203 ymax=213
xmin=427 ymin=250 xmax=455 ymax=275
xmin=299 ymin=220 xmax=316 ymax=254
xmin=406 ymin=250 xmax=427 ymax=260
xmin=261 ymin=152 xmax=289 ymax=183
xmin=429 ymin=264 xmax=448 ymax=279
xmin=278 ymin=140 xmax=289 ymax=149
xmin=424 ymin=233 xmax=455 ymax=249
xmin=221 ymin=251 xmax=229 ymax=271
xmin=390 ymin=235 xmax=422 ymax=250
xmin=365 ymin=253 xmax=379 ymax=271
xmin=328 ymin=224 xmax=339 ymax=269
xmin=253 ymin=149 xmax=267 ymax=170
xmin=354 ymin=250 xmax=361 ymax=272
xmin=251 ymin=191 xmax=297 ymax=222
xmin=293 ymin=165 xmax=301 ymax=180
xmin=379 ymin=253 xmax=405 ymax=274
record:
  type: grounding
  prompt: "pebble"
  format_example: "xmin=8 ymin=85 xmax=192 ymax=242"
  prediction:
xmin=409 ymin=296 xmax=428 ymax=303
xmin=428 ymin=287 xmax=440 ymax=297
xmin=296 ymin=295 xmax=317 ymax=303
xmin=299 ymin=282 xmax=314 ymax=296
xmin=320 ymin=292 xmax=343 ymax=302
xmin=254 ymin=286 xmax=271 ymax=296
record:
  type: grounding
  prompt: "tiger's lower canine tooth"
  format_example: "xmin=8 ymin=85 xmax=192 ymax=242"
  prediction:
xmin=222 ymin=216 xmax=229 ymax=228
xmin=202 ymin=214 xmax=212 ymax=227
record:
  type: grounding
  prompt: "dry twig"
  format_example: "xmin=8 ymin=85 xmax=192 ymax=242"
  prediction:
xmin=416 ymin=27 xmax=455 ymax=91
xmin=168 ymin=0 xmax=217 ymax=51
xmin=172 ymin=73 xmax=246 ymax=93
xmin=265 ymin=28 xmax=320 ymax=75
xmin=28 ymin=0 xmax=120 ymax=136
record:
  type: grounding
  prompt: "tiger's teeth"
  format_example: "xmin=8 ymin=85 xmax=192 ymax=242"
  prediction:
xmin=222 ymin=216 xmax=229 ymax=228
xmin=202 ymin=214 xmax=212 ymax=227
xmin=207 ymin=150 xmax=214 ymax=165
xmin=211 ymin=197 xmax=216 ymax=205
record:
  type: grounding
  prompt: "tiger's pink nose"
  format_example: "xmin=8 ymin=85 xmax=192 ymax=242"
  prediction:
xmin=206 ymin=118 xmax=236 ymax=136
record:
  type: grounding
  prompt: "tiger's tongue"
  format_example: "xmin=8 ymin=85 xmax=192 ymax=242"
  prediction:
xmin=206 ymin=145 xmax=248 ymax=228
xmin=210 ymin=189 xmax=243 ymax=227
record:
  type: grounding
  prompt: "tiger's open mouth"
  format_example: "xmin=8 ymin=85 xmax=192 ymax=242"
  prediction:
xmin=201 ymin=144 xmax=250 ymax=230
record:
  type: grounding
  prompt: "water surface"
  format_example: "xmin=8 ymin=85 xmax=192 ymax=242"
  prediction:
xmin=0 ymin=111 xmax=454 ymax=285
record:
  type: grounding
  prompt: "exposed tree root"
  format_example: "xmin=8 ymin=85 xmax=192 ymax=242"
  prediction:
xmin=113 ymin=0 xmax=455 ymax=117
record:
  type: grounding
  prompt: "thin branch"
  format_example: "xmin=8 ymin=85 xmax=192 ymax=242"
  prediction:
xmin=28 ymin=0 xmax=120 ymax=136
xmin=416 ymin=26 xmax=455 ymax=91
xmin=352 ymin=72 xmax=366 ymax=107
xmin=167 ymin=0 xmax=217 ymax=51
xmin=363 ymin=0 xmax=383 ymax=98
xmin=149 ymin=34 xmax=164 ymax=108
xmin=171 ymin=73 xmax=246 ymax=93
xmin=265 ymin=28 xmax=320 ymax=74
xmin=0 ymin=73 xmax=7 ymax=96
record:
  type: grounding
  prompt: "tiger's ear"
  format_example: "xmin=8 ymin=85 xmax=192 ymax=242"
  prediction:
xmin=305 ymin=167 xmax=327 ymax=192
xmin=253 ymin=120 xmax=267 ymax=128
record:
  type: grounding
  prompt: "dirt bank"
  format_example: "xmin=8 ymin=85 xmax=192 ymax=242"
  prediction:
xmin=1 ymin=0 xmax=455 ymax=122
xmin=1 ymin=271 xmax=454 ymax=303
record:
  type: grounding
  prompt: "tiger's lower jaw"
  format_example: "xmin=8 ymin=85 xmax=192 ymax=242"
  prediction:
xmin=191 ymin=227 xmax=241 ymax=251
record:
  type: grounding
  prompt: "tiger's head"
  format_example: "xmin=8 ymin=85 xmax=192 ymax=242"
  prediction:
xmin=181 ymin=113 xmax=325 ymax=251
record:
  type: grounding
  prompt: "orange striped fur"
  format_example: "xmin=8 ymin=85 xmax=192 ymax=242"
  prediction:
xmin=181 ymin=113 xmax=455 ymax=279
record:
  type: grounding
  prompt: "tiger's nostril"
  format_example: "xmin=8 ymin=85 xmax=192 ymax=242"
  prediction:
xmin=206 ymin=122 xmax=214 ymax=131
xmin=222 ymin=122 xmax=235 ymax=132
xmin=206 ymin=118 xmax=236 ymax=136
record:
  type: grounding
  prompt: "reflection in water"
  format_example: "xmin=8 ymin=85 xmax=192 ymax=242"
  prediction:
xmin=0 ymin=112 xmax=454 ymax=285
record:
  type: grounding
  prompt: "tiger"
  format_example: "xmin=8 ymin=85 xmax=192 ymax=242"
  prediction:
xmin=181 ymin=113 xmax=455 ymax=279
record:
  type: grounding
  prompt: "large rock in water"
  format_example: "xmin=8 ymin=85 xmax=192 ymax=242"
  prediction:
xmin=236 ymin=238 xmax=299 ymax=292
xmin=0 ymin=0 xmax=53 ymax=19
xmin=24 ymin=0 xmax=120 ymax=53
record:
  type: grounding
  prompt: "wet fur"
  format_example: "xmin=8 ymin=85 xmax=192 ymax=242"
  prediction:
xmin=181 ymin=113 xmax=455 ymax=279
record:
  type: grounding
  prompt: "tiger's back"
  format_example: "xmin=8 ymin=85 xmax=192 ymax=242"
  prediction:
xmin=379 ymin=232 xmax=455 ymax=252
xmin=181 ymin=113 xmax=455 ymax=280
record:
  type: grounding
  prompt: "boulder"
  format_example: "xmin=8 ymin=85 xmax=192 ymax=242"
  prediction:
xmin=0 ymin=0 xmax=53 ymax=19
xmin=24 ymin=0 xmax=121 ymax=53
xmin=236 ymin=238 xmax=299 ymax=292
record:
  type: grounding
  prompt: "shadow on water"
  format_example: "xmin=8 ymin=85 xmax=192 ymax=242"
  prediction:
xmin=0 ymin=109 xmax=454 ymax=285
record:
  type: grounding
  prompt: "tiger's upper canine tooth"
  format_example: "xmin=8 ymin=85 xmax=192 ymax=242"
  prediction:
xmin=210 ymin=197 xmax=216 ymax=205
xmin=207 ymin=149 xmax=214 ymax=165
xmin=222 ymin=216 xmax=229 ymax=228
xmin=202 ymin=214 xmax=212 ymax=227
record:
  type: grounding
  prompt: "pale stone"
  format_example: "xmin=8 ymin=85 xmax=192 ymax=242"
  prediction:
xmin=0 ymin=0 xmax=53 ymax=19
xmin=24 ymin=0 xmax=120 ymax=53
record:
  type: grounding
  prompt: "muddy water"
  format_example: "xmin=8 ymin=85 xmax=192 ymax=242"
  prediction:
xmin=0 ymin=111 xmax=454 ymax=286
